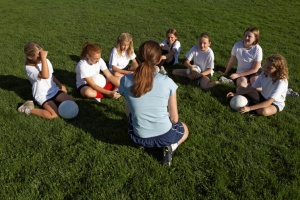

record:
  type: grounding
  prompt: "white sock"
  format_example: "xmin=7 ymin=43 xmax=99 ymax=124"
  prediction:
xmin=171 ymin=143 xmax=178 ymax=151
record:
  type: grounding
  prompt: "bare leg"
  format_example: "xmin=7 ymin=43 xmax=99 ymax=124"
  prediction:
xmin=177 ymin=122 xmax=189 ymax=145
xmin=80 ymin=86 xmax=97 ymax=98
xmin=200 ymin=76 xmax=219 ymax=89
xmin=172 ymin=69 xmax=188 ymax=77
xmin=257 ymin=105 xmax=278 ymax=116
xmin=30 ymin=101 xmax=58 ymax=119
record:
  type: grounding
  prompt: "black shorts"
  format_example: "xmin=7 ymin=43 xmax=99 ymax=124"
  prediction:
xmin=41 ymin=90 xmax=64 ymax=107
xmin=247 ymin=92 xmax=279 ymax=113
xmin=77 ymin=84 xmax=89 ymax=92
xmin=233 ymin=70 xmax=261 ymax=85
xmin=258 ymin=92 xmax=279 ymax=113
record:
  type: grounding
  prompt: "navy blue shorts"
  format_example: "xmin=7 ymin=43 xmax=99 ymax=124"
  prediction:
xmin=128 ymin=115 xmax=184 ymax=148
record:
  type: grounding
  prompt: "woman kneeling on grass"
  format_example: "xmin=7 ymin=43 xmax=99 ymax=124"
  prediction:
xmin=227 ymin=54 xmax=288 ymax=116
xmin=118 ymin=40 xmax=189 ymax=166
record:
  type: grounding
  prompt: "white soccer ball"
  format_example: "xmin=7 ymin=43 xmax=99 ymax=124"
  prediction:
xmin=230 ymin=95 xmax=248 ymax=111
xmin=186 ymin=65 xmax=201 ymax=74
xmin=92 ymin=74 xmax=106 ymax=88
xmin=58 ymin=100 xmax=79 ymax=119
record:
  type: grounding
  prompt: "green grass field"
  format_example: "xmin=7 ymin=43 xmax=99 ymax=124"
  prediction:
xmin=1 ymin=0 xmax=300 ymax=199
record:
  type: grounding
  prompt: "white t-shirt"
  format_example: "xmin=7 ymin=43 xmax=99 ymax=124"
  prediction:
xmin=160 ymin=40 xmax=181 ymax=65
xmin=108 ymin=47 xmax=136 ymax=71
xmin=76 ymin=58 xmax=108 ymax=88
xmin=252 ymin=73 xmax=288 ymax=111
xmin=25 ymin=59 xmax=60 ymax=106
xmin=185 ymin=45 xmax=214 ymax=75
xmin=231 ymin=40 xmax=263 ymax=73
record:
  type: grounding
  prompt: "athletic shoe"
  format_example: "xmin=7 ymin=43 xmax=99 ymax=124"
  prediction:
xmin=162 ymin=145 xmax=173 ymax=166
xmin=155 ymin=66 xmax=160 ymax=73
xmin=95 ymin=98 xmax=101 ymax=102
xmin=18 ymin=100 xmax=34 ymax=115
xmin=287 ymin=88 xmax=299 ymax=97
xmin=219 ymin=76 xmax=234 ymax=85
xmin=160 ymin=66 xmax=167 ymax=75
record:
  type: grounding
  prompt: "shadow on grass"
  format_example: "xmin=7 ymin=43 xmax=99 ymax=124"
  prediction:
xmin=0 ymin=73 xmax=163 ymax=162
xmin=163 ymin=64 xmax=236 ymax=106
xmin=0 ymin=74 xmax=129 ymax=145
xmin=0 ymin=75 xmax=32 ymax=100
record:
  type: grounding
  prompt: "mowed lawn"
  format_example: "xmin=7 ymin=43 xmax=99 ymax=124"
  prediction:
xmin=0 ymin=0 xmax=300 ymax=199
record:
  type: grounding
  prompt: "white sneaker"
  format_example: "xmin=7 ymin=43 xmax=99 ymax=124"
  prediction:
xmin=160 ymin=66 xmax=167 ymax=75
xmin=18 ymin=100 xmax=34 ymax=115
xmin=95 ymin=98 xmax=101 ymax=102
xmin=287 ymin=88 xmax=299 ymax=97
xmin=155 ymin=66 xmax=160 ymax=73
xmin=219 ymin=76 xmax=234 ymax=85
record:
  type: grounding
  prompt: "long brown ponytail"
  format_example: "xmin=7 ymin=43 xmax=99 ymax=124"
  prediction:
xmin=131 ymin=41 xmax=162 ymax=97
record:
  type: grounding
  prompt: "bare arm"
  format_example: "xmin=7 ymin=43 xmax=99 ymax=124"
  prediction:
xmin=226 ymin=86 xmax=256 ymax=97
xmin=37 ymin=50 xmax=50 ymax=79
xmin=231 ymin=61 xmax=261 ymax=79
xmin=103 ymin=69 xmax=121 ymax=87
xmin=53 ymin=75 xmax=67 ymax=93
xmin=200 ymin=68 xmax=212 ymax=77
xmin=184 ymin=59 xmax=194 ymax=70
xmin=112 ymin=65 xmax=133 ymax=75
xmin=129 ymin=58 xmax=139 ymax=70
xmin=239 ymin=98 xmax=274 ymax=113
xmin=165 ymin=49 xmax=177 ymax=59
xmin=168 ymin=92 xmax=178 ymax=124
xmin=224 ymin=55 xmax=236 ymax=74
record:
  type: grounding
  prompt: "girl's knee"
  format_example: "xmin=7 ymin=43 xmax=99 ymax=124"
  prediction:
xmin=48 ymin=113 xmax=59 ymax=119
xmin=182 ymin=122 xmax=189 ymax=136
xmin=258 ymin=108 xmax=275 ymax=116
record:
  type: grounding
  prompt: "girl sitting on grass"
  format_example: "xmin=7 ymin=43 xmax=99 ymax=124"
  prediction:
xmin=108 ymin=33 xmax=139 ymax=77
xmin=18 ymin=41 xmax=72 ymax=119
xmin=172 ymin=32 xmax=218 ymax=89
xmin=227 ymin=54 xmax=288 ymax=116
xmin=158 ymin=28 xmax=181 ymax=67
xmin=219 ymin=27 xmax=263 ymax=88
xmin=76 ymin=42 xmax=120 ymax=102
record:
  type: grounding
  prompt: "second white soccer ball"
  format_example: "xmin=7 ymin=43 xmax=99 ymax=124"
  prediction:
xmin=58 ymin=100 xmax=79 ymax=119
xmin=186 ymin=65 xmax=201 ymax=74
xmin=92 ymin=74 xmax=106 ymax=88
xmin=230 ymin=95 xmax=249 ymax=111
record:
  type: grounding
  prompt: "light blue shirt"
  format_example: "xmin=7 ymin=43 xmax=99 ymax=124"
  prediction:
xmin=119 ymin=73 xmax=178 ymax=138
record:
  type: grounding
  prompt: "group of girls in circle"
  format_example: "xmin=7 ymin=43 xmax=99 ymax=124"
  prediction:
xmin=18 ymin=27 xmax=288 ymax=166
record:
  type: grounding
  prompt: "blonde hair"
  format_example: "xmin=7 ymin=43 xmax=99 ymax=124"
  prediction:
xmin=24 ymin=41 xmax=43 ymax=64
xmin=80 ymin=42 xmax=101 ymax=59
xmin=266 ymin=54 xmax=288 ymax=82
xmin=131 ymin=41 xmax=161 ymax=97
xmin=244 ymin=27 xmax=260 ymax=45
xmin=115 ymin=33 xmax=134 ymax=58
